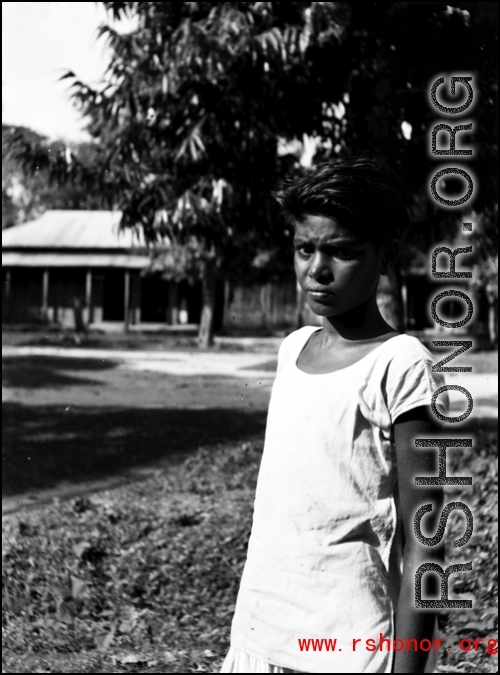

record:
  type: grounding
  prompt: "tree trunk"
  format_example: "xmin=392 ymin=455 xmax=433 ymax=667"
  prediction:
xmin=487 ymin=294 xmax=498 ymax=348
xmin=73 ymin=296 xmax=86 ymax=334
xmin=260 ymin=283 xmax=272 ymax=332
xmin=198 ymin=263 xmax=217 ymax=348
xmin=376 ymin=266 xmax=405 ymax=333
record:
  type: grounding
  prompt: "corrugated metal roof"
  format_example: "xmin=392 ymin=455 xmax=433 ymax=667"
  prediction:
xmin=2 ymin=210 xmax=148 ymax=250
xmin=2 ymin=252 xmax=151 ymax=269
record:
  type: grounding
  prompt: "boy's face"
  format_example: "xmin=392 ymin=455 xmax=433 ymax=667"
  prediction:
xmin=293 ymin=214 xmax=388 ymax=318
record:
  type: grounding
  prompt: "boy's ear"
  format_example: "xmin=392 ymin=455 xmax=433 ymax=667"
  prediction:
xmin=381 ymin=239 xmax=400 ymax=275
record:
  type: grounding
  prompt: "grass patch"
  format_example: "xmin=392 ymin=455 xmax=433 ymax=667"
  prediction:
xmin=2 ymin=431 xmax=497 ymax=674
xmin=3 ymin=439 xmax=262 ymax=673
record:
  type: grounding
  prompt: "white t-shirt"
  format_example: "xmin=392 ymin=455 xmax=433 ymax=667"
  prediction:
xmin=230 ymin=327 xmax=449 ymax=673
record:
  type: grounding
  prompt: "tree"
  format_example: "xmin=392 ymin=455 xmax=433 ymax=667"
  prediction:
xmin=2 ymin=125 xmax=112 ymax=334
xmin=2 ymin=125 xmax=50 ymax=228
xmin=2 ymin=124 xmax=110 ymax=228
xmin=52 ymin=2 xmax=357 ymax=346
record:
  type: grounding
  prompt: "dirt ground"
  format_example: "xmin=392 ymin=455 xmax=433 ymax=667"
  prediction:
xmin=3 ymin=330 xmax=497 ymax=512
xmin=2 ymin=353 xmax=274 ymax=510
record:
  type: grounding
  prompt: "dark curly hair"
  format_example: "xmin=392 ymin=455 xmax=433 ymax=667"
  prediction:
xmin=273 ymin=157 xmax=411 ymax=247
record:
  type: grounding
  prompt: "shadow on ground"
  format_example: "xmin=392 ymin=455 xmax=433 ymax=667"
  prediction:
xmin=3 ymin=353 xmax=496 ymax=501
xmin=2 ymin=356 xmax=119 ymax=389
xmin=3 ymin=402 xmax=267 ymax=496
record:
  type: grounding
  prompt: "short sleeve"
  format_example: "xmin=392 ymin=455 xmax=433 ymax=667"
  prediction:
xmin=385 ymin=338 xmax=449 ymax=422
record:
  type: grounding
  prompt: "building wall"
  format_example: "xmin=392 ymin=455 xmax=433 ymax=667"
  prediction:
xmin=3 ymin=267 xmax=131 ymax=327
xmin=47 ymin=268 xmax=86 ymax=325
xmin=4 ymin=268 xmax=45 ymax=323
xmin=2 ymin=267 xmax=201 ymax=329
xmin=224 ymin=279 xmax=299 ymax=331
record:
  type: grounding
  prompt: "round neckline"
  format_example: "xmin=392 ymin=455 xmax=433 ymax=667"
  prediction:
xmin=294 ymin=328 xmax=404 ymax=376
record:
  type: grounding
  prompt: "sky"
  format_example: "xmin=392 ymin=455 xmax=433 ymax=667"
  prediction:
xmin=2 ymin=2 xmax=115 ymax=142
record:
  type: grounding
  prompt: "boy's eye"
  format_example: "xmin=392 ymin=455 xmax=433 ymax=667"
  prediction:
xmin=294 ymin=245 xmax=313 ymax=257
xmin=331 ymin=247 xmax=359 ymax=259
xmin=294 ymin=244 xmax=359 ymax=260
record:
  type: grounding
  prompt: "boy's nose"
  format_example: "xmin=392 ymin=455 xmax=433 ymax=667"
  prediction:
xmin=308 ymin=253 xmax=333 ymax=281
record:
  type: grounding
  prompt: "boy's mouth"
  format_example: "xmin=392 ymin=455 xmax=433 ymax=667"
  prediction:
xmin=307 ymin=290 xmax=335 ymax=302
xmin=307 ymin=288 xmax=334 ymax=296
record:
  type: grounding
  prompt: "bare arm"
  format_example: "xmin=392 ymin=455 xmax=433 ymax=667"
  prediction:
xmin=393 ymin=406 xmax=444 ymax=674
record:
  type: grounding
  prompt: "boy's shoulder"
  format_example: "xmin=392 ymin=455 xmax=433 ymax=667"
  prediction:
xmin=284 ymin=325 xmax=319 ymax=341
xmin=280 ymin=325 xmax=318 ymax=349
xmin=362 ymin=332 xmax=435 ymax=369
xmin=385 ymin=333 xmax=434 ymax=361
xmin=379 ymin=334 xmax=438 ymax=383
xmin=277 ymin=326 xmax=318 ymax=364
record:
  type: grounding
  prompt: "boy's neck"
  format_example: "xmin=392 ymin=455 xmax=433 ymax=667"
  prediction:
xmin=320 ymin=301 xmax=397 ymax=343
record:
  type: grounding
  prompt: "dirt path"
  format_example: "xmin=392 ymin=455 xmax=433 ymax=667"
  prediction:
xmin=2 ymin=349 xmax=276 ymax=515
xmin=3 ymin=346 xmax=497 ymax=515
